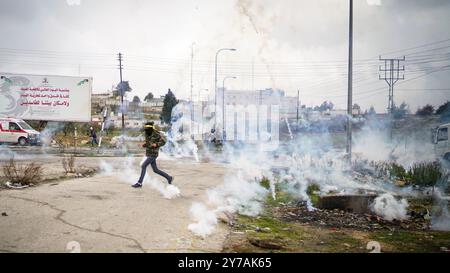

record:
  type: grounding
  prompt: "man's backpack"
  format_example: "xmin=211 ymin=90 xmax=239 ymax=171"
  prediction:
xmin=157 ymin=131 xmax=167 ymax=146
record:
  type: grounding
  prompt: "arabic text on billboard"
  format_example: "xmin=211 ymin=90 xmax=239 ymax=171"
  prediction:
xmin=0 ymin=73 xmax=92 ymax=122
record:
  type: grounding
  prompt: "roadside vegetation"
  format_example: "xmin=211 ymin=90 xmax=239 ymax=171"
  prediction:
xmin=223 ymin=176 xmax=450 ymax=253
xmin=2 ymin=157 xmax=43 ymax=186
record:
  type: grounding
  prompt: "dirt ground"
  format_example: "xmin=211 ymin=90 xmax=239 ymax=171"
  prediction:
xmin=0 ymin=155 xmax=230 ymax=253
xmin=222 ymin=193 xmax=450 ymax=253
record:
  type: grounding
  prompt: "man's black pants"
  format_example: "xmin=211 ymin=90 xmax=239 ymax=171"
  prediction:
xmin=137 ymin=156 xmax=171 ymax=183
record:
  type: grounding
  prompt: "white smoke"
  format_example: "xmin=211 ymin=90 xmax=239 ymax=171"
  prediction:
xmin=431 ymin=190 xmax=450 ymax=231
xmin=188 ymin=142 xmax=272 ymax=237
xmin=353 ymin=118 xmax=436 ymax=168
xmin=163 ymin=103 xmax=200 ymax=162
xmin=188 ymin=202 xmax=218 ymax=238
xmin=145 ymin=176 xmax=180 ymax=199
xmin=40 ymin=122 xmax=64 ymax=147
xmin=370 ymin=193 xmax=409 ymax=221
xmin=99 ymin=156 xmax=180 ymax=199
xmin=188 ymin=166 xmax=269 ymax=238
xmin=163 ymin=98 xmax=445 ymax=237
xmin=99 ymin=160 xmax=114 ymax=175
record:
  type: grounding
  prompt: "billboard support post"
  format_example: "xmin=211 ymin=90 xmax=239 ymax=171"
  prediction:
xmin=118 ymin=53 xmax=124 ymax=139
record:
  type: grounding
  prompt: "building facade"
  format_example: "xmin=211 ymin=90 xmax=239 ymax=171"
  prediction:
xmin=216 ymin=88 xmax=299 ymax=119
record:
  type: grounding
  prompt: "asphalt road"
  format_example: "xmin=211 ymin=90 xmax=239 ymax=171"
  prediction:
xmin=0 ymin=156 xmax=229 ymax=253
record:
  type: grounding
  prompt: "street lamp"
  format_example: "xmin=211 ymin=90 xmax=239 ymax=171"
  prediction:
xmin=222 ymin=76 xmax=236 ymax=141
xmin=214 ymin=48 xmax=236 ymax=129
xmin=198 ymin=89 xmax=209 ymax=136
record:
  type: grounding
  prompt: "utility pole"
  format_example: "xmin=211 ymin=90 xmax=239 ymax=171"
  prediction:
xmin=346 ymin=0 xmax=353 ymax=161
xmin=190 ymin=43 xmax=195 ymax=137
xmin=379 ymin=56 xmax=405 ymax=139
xmin=296 ymin=90 xmax=300 ymax=123
xmin=118 ymin=52 xmax=124 ymax=136
xmin=379 ymin=56 xmax=405 ymax=114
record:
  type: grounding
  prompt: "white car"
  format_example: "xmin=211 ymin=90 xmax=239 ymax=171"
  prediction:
xmin=0 ymin=117 xmax=41 ymax=146
xmin=433 ymin=122 xmax=450 ymax=161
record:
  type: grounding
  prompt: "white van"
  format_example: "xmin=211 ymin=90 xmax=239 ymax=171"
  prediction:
xmin=433 ymin=123 xmax=450 ymax=161
xmin=0 ymin=117 xmax=41 ymax=146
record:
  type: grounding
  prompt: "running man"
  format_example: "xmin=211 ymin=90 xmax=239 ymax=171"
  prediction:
xmin=132 ymin=122 xmax=174 ymax=188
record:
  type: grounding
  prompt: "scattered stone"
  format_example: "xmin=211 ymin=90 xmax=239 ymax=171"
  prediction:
xmin=261 ymin=227 xmax=271 ymax=233
xmin=5 ymin=182 xmax=29 ymax=189
xmin=276 ymin=201 xmax=429 ymax=231
xmin=217 ymin=211 xmax=235 ymax=226
xmin=1 ymin=212 xmax=7 ymax=216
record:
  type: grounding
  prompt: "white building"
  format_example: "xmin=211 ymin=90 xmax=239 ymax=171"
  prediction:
xmin=216 ymin=88 xmax=298 ymax=118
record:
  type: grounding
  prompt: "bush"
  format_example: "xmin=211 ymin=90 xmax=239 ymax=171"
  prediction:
xmin=62 ymin=154 xmax=76 ymax=174
xmin=260 ymin=176 xmax=270 ymax=190
xmin=306 ymin=183 xmax=320 ymax=195
xmin=416 ymin=104 xmax=434 ymax=116
xmin=2 ymin=158 xmax=43 ymax=185
xmin=370 ymin=161 xmax=448 ymax=191
xmin=390 ymin=162 xmax=408 ymax=181
xmin=408 ymin=162 xmax=447 ymax=190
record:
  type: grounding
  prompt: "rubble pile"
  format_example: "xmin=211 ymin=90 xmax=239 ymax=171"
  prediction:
xmin=275 ymin=201 xmax=430 ymax=231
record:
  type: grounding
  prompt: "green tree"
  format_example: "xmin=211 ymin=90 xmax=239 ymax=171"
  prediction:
xmin=144 ymin=92 xmax=154 ymax=102
xmin=132 ymin=95 xmax=141 ymax=103
xmin=368 ymin=106 xmax=376 ymax=115
xmin=436 ymin=101 xmax=450 ymax=115
xmin=392 ymin=102 xmax=409 ymax=119
xmin=416 ymin=104 xmax=434 ymax=116
xmin=436 ymin=101 xmax=450 ymax=122
xmin=319 ymin=101 xmax=334 ymax=112
xmin=160 ymin=89 xmax=178 ymax=124
xmin=63 ymin=122 xmax=75 ymax=137
xmin=113 ymin=81 xmax=132 ymax=97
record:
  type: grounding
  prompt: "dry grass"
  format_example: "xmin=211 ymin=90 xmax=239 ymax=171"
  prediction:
xmin=62 ymin=153 xmax=76 ymax=174
xmin=54 ymin=135 xmax=77 ymax=174
xmin=2 ymin=157 xmax=43 ymax=185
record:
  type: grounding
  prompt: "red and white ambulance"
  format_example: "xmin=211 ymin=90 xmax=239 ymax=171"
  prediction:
xmin=0 ymin=117 xmax=41 ymax=145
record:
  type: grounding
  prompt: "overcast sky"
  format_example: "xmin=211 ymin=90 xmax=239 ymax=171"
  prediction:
xmin=0 ymin=0 xmax=449 ymax=113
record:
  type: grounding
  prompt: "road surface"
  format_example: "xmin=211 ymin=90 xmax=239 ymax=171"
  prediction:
xmin=0 ymin=156 xmax=229 ymax=253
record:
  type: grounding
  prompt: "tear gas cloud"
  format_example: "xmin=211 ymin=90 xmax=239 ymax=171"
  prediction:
xmin=166 ymin=101 xmax=448 ymax=236
xmin=370 ymin=193 xmax=409 ymax=221
xmin=99 ymin=156 xmax=180 ymax=199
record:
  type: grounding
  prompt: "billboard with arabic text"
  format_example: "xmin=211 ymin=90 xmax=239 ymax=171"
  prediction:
xmin=0 ymin=72 xmax=92 ymax=122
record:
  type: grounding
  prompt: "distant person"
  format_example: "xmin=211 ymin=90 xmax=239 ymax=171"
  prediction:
xmin=132 ymin=122 xmax=174 ymax=188
xmin=209 ymin=128 xmax=216 ymax=144
xmin=89 ymin=127 xmax=98 ymax=147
